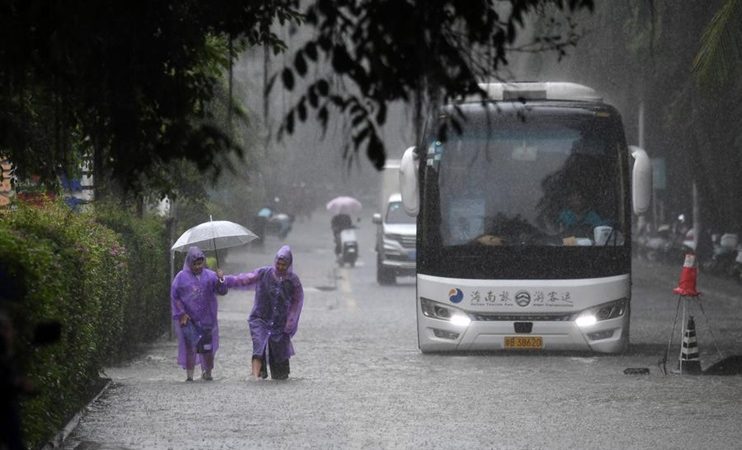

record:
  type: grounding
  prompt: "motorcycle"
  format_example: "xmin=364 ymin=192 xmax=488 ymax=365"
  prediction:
xmin=636 ymin=214 xmax=690 ymax=263
xmin=703 ymin=232 xmax=739 ymax=277
xmin=637 ymin=224 xmax=675 ymax=262
xmin=265 ymin=213 xmax=294 ymax=239
xmin=338 ymin=227 xmax=359 ymax=267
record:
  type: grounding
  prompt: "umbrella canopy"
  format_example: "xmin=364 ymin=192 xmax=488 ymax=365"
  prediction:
xmin=326 ymin=196 xmax=362 ymax=215
xmin=171 ymin=220 xmax=259 ymax=252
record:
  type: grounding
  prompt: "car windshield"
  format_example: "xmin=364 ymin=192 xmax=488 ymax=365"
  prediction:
xmin=386 ymin=201 xmax=416 ymax=224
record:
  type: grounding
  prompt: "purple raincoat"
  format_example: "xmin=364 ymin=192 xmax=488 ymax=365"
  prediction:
xmin=170 ymin=246 xmax=228 ymax=369
xmin=225 ymin=245 xmax=304 ymax=364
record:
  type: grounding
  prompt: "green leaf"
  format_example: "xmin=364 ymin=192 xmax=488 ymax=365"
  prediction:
xmin=295 ymin=51 xmax=307 ymax=76
xmin=317 ymin=79 xmax=330 ymax=96
xmin=281 ymin=68 xmax=295 ymax=90
xmin=305 ymin=42 xmax=318 ymax=61
xmin=298 ymin=98 xmax=307 ymax=121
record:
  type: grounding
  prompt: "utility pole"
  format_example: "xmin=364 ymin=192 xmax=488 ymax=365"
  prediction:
xmin=637 ymin=100 xmax=652 ymax=234
xmin=692 ymin=182 xmax=700 ymax=251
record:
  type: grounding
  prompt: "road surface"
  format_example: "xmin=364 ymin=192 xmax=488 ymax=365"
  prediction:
xmin=59 ymin=209 xmax=742 ymax=449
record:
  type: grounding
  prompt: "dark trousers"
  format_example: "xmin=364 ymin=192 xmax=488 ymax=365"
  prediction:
xmin=253 ymin=341 xmax=290 ymax=380
xmin=333 ymin=231 xmax=342 ymax=255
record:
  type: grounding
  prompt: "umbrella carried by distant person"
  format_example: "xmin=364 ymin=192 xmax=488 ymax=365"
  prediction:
xmin=171 ymin=216 xmax=259 ymax=268
xmin=326 ymin=196 xmax=362 ymax=215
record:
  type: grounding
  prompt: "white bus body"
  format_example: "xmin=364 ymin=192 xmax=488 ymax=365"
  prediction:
xmin=400 ymin=82 xmax=651 ymax=353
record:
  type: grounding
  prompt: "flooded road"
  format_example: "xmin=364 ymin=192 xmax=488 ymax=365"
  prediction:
xmin=60 ymin=209 xmax=742 ymax=449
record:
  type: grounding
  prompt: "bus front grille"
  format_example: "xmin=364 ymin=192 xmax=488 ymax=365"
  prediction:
xmin=469 ymin=313 xmax=572 ymax=322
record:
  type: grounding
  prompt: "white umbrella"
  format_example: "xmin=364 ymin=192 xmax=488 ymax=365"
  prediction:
xmin=171 ymin=217 xmax=259 ymax=253
xmin=326 ymin=196 xmax=362 ymax=215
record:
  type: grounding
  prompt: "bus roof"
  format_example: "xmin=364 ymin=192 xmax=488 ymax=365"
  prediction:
xmin=472 ymin=82 xmax=602 ymax=103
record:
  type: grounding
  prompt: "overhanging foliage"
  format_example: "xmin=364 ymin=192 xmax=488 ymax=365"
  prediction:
xmin=0 ymin=0 xmax=594 ymax=196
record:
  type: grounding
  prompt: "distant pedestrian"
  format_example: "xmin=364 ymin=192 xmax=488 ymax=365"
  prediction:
xmin=225 ymin=245 xmax=304 ymax=380
xmin=170 ymin=246 xmax=228 ymax=381
xmin=254 ymin=206 xmax=272 ymax=248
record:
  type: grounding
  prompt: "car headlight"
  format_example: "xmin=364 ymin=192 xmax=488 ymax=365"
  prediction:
xmin=573 ymin=298 xmax=628 ymax=328
xmin=420 ymin=297 xmax=472 ymax=326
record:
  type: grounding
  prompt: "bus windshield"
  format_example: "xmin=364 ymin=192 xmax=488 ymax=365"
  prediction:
xmin=428 ymin=105 xmax=626 ymax=249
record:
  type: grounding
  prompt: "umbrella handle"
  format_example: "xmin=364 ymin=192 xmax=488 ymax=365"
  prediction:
xmin=209 ymin=214 xmax=219 ymax=269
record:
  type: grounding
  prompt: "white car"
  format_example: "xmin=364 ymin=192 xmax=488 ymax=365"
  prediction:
xmin=372 ymin=193 xmax=417 ymax=284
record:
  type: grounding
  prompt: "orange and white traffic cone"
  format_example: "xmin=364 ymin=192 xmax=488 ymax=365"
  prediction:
xmin=673 ymin=253 xmax=700 ymax=296
xmin=679 ymin=316 xmax=702 ymax=375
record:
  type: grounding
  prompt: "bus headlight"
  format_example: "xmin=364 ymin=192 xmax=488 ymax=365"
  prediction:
xmin=450 ymin=314 xmax=472 ymax=327
xmin=420 ymin=297 xmax=471 ymax=326
xmin=573 ymin=298 xmax=628 ymax=328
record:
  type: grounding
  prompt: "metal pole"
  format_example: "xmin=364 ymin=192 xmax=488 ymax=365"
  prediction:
xmin=661 ymin=296 xmax=682 ymax=375
xmin=210 ymin=214 xmax=220 ymax=269
xmin=678 ymin=298 xmax=687 ymax=374
xmin=692 ymin=182 xmax=700 ymax=251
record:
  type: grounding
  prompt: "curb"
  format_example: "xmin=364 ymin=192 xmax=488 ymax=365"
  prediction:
xmin=42 ymin=378 xmax=113 ymax=449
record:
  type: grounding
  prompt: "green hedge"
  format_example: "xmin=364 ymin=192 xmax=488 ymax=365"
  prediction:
xmin=94 ymin=203 xmax=171 ymax=349
xmin=0 ymin=200 xmax=170 ymax=449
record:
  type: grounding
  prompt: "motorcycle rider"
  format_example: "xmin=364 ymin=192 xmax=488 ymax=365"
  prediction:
xmin=331 ymin=213 xmax=353 ymax=256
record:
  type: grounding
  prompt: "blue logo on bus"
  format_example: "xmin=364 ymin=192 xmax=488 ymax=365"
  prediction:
xmin=448 ymin=288 xmax=463 ymax=304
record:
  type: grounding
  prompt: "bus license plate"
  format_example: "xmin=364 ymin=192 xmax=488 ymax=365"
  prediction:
xmin=504 ymin=336 xmax=543 ymax=349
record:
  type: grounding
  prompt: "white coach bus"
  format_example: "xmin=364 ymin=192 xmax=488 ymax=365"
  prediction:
xmin=399 ymin=82 xmax=652 ymax=353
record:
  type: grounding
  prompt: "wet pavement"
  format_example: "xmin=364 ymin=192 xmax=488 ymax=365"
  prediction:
xmin=55 ymin=210 xmax=742 ymax=449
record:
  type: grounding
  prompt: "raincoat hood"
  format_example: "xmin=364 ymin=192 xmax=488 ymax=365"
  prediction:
xmin=184 ymin=246 xmax=206 ymax=272
xmin=274 ymin=245 xmax=293 ymax=273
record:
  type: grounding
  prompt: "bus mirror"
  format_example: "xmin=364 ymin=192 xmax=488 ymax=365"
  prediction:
xmin=399 ymin=146 xmax=419 ymax=215
xmin=630 ymin=145 xmax=652 ymax=215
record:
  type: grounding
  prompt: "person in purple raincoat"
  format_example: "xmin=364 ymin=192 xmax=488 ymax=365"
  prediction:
xmin=225 ymin=245 xmax=304 ymax=380
xmin=171 ymin=246 xmax=227 ymax=381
